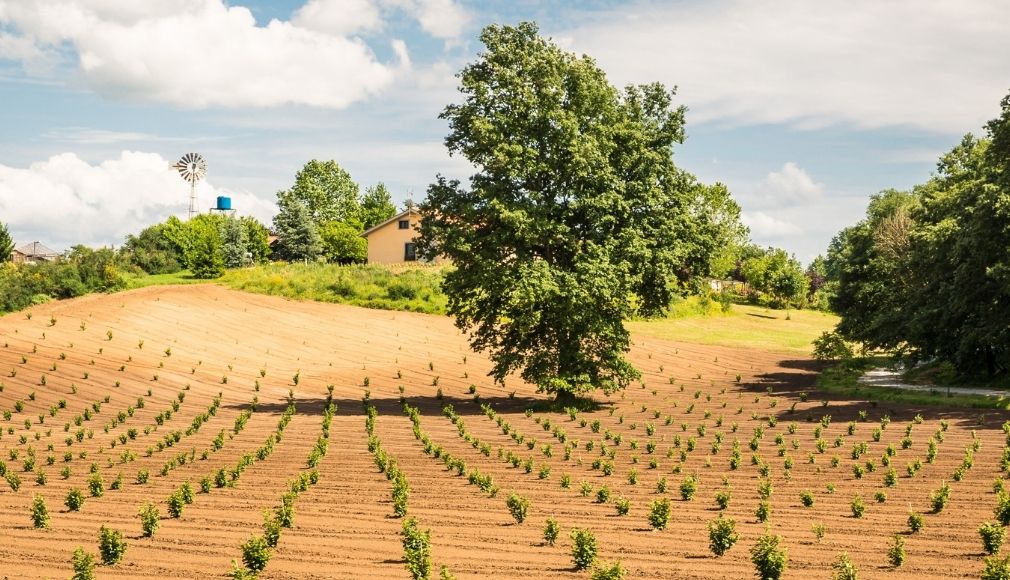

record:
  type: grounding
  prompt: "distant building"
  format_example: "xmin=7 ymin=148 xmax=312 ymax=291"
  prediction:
xmin=11 ymin=241 xmax=60 ymax=265
xmin=360 ymin=208 xmax=441 ymax=265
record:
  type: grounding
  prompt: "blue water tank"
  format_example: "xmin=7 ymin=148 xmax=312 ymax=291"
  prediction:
xmin=216 ymin=196 xmax=232 ymax=210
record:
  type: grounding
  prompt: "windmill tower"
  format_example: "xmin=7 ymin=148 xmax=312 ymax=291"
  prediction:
xmin=173 ymin=153 xmax=208 ymax=220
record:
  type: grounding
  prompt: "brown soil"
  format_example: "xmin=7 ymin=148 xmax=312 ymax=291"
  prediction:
xmin=0 ymin=285 xmax=1004 ymax=579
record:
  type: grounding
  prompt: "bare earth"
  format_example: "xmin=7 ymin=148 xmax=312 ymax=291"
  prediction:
xmin=0 ymin=285 xmax=1005 ymax=579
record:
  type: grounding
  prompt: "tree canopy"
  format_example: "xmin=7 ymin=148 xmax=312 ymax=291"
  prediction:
xmin=0 ymin=222 xmax=15 ymax=262
xmin=826 ymin=90 xmax=1010 ymax=375
xmin=277 ymin=160 xmax=360 ymax=225
xmin=417 ymin=22 xmax=746 ymax=400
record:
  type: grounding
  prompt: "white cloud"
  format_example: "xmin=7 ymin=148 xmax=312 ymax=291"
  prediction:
xmin=740 ymin=211 xmax=802 ymax=238
xmin=562 ymin=0 xmax=1010 ymax=134
xmin=292 ymin=0 xmax=382 ymax=36
xmin=0 ymin=0 xmax=401 ymax=109
xmin=0 ymin=151 xmax=276 ymax=249
xmin=410 ymin=0 xmax=469 ymax=40
xmin=754 ymin=162 xmax=823 ymax=208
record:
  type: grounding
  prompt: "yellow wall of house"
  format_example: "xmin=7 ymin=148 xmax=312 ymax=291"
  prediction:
xmin=365 ymin=213 xmax=439 ymax=264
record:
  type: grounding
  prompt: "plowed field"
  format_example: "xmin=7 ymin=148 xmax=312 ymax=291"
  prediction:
xmin=0 ymin=285 xmax=1004 ymax=578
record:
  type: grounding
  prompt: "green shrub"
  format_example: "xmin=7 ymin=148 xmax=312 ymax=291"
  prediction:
xmin=65 ymin=488 xmax=86 ymax=512
xmin=887 ymin=535 xmax=905 ymax=567
xmin=614 ymin=496 xmax=631 ymax=516
xmin=930 ymin=481 xmax=951 ymax=513
xmin=715 ymin=489 xmax=731 ymax=510
xmin=30 ymin=494 xmax=50 ymax=529
xmin=402 ymin=517 xmax=431 ymax=580
xmin=799 ymin=490 xmax=814 ymax=508
xmin=983 ymin=554 xmax=1010 ymax=580
xmin=980 ymin=521 xmax=1006 ymax=555
xmin=680 ymin=474 xmax=698 ymax=500
xmin=87 ymin=473 xmax=104 ymax=497
xmin=750 ymin=529 xmax=788 ymax=579
xmin=241 ymin=535 xmax=271 ymax=572
xmin=543 ymin=517 xmax=560 ymax=546
xmin=708 ymin=516 xmax=738 ymax=556
xmin=71 ymin=547 xmax=96 ymax=580
xmin=649 ymin=497 xmax=672 ymax=530
xmin=98 ymin=525 xmax=127 ymax=565
xmin=756 ymin=500 xmax=771 ymax=523
xmin=850 ymin=495 xmax=865 ymax=518
xmin=590 ymin=560 xmax=625 ymax=580
xmin=907 ymin=511 xmax=924 ymax=533
xmin=506 ymin=493 xmax=530 ymax=524
xmin=831 ymin=552 xmax=858 ymax=580
xmin=139 ymin=502 xmax=159 ymax=537
xmin=570 ymin=528 xmax=598 ymax=570
xmin=167 ymin=490 xmax=185 ymax=518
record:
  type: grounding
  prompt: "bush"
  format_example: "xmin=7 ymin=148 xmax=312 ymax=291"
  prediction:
xmin=812 ymin=331 xmax=854 ymax=361
xmin=831 ymin=552 xmax=858 ymax=580
xmin=139 ymin=502 xmax=160 ymax=537
xmin=680 ymin=474 xmax=698 ymax=500
xmin=708 ymin=516 xmax=738 ymax=556
xmin=87 ymin=473 xmax=104 ymax=498
xmin=850 ymin=495 xmax=865 ymax=518
xmin=571 ymin=528 xmax=598 ymax=570
xmin=930 ymin=481 xmax=951 ymax=513
xmin=402 ymin=517 xmax=431 ymax=580
xmin=71 ymin=547 xmax=96 ymax=580
xmin=715 ymin=489 xmax=731 ymax=510
xmin=983 ymin=554 xmax=1010 ymax=580
xmin=756 ymin=500 xmax=771 ymax=523
xmin=167 ymin=490 xmax=185 ymax=518
xmin=65 ymin=488 xmax=86 ymax=512
xmin=887 ymin=535 xmax=905 ymax=567
xmin=506 ymin=493 xmax=530 ymax=524
xmin=98 ymin=526 xmax=127 ymax=565
xmin=591 ymin=561 xmax=625 ymax=580
xmin=980 ymin=521 xmax=1006 ymax=555
xmin=799 ymin=490 xmax=814 ymax=507
xmin=649 ymin=498 xmax=672 ymax=530
xmin=30 ymin=494 xmax=50 ymax=529
xmin=241 ymin=535 xmax=271 ymax=573
xmin=750 ymin=529 xmax=788 ymax=579
xmin=907 ymin=511 xmax=924 ymax=533
xmin=543 ymin=517 xmax=560 ymax=546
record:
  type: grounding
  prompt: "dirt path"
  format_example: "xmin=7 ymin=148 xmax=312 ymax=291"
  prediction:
xmin=860 ymin=368 xmax=1010 ymax=398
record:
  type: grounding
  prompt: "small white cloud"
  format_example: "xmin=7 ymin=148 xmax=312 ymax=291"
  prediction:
xmin=741 ymin=211 xmax=802 ymax=238
xmin=761 ymin=162 xmax=823 ymax=204
xmin=0 ymin=151 xmax=276 ymax=249
xmin=410 ymin=0 xmax=469 ymax=40
xmin=292 ymin=0 xmax=383 ymax=36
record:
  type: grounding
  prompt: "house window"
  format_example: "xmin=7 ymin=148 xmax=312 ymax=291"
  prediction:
xmin=398 ymin=220 xmax=410 ymax=229
xmin=404 ymin=243 xmax=417 ymax=261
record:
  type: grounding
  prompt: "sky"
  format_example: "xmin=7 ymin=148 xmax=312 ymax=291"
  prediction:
xmin=0 ymin=0 xmax=1008 ymax=264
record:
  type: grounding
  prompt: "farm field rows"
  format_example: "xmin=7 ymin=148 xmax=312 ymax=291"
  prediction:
xmin=0 ymin=285 xmax=1006 ymax=578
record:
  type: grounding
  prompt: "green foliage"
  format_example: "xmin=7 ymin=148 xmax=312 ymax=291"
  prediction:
xmin=98 ymin=525 xmax=127 ymax=565
xmin=0 ymin=247 xmax=127 ymax=313
xmin=419 ymin=22 xmax=744 ymax=401
xmin=739 ymin=246 xmax=809 ymax=308
xmin=850 ymin=495 xmax=865 ymax=518
xmin=907 ymin=511 xmax=924 ymax=533
xmin=543 ymin=517 xmax=560 ymax=545
xmin=30 ymin=494 xmax=50 ymax=529
xmin=402 ymin=517 xmax=432 ymax=580
xmin=278 ymin=159 xmax=360 ymax=225
xmin=65 ymin=488 xmax=85 ymax=511
xmin=983 ymin=554 xmax=1010 ymax=580
xmin=590 ymin=561 xmax=626 ymax=580
xmin=360 ymin=182 xmax=398 ymax=230
xmin=506 ymin=493 xmax=530 ymax=523
xmin=186 ymin=215 xmax=226 ymax=279
xmin=167 ymin=490 xmax=185 ymax=518
xmin=139 ymin=502 xmax=160 ymax=537
xmin=980 ymin=521 xmax=1006 ymax=555
xmin=319 ymin=220 xmax=367 ymax=265
xmin=220 ymin=216 xmax=249 ymax=269
xmin=272 ymin=199 xmax=322 ymax=262
xmin=812 ymin=331 xmax=854 ymax=361
xmin=750 ymin=528 xmax=788 ymax=580
xmin=570 ymin=527 xmax=598 ymax=570
xmin=930 ymin=481 xmax=951 ymax=513
xmin=708 ymin=516 xmax=738 ymax=556
xmin=240 ymin=535 xmax=271 ymax=572
xmin=71 ymin=547 xmax=96 ymax=580
xmin=648 ymin=497 xmax=672 ymax=530
xmin=831 ymin=552 xmax=858 ymax=580
xmin=887 ymin=535 xmax=905 ymax=567
xmin=0 ymin=222 xmax=14 ymax=262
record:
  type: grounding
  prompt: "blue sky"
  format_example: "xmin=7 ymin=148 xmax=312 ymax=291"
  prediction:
xmin=1 ymin=0 xmax=1008 ymax=264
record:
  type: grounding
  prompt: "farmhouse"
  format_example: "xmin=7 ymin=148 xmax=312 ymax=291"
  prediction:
xmin=360 ymin=208 xmax=438 ymax=264
xmin=10 ymin=241 xmax=60 ymax=265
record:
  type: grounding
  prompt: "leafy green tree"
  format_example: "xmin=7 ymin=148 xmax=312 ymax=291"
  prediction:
xmin=272 ymin=199 xmax=321 ymax=262
xmin=418 ymin=22 xmax=718 ymax=401
xmin=278 ymin=160 xmax=360 ymax=226
xmin=188 ymin=215 xmax=226 ymax=279
xmin=220 ymin=217 xmax=248 ymax=268
xmin=123 ymin=222 xmax=183 ymax=274
xmin=241 ymin=217 xmax=271 ymax=264
xmin=319 ymin=220 xmax=367 ymax=264
xmin=0 ymin=222 xmax=15 ymax=262
xmin=739 ymin=246 xmax=808 ymax=308
xmin=360 ymin=182 xmax=398 ymax=230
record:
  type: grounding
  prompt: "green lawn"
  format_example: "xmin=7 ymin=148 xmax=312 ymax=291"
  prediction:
xmin=628 ymin=303 xmax=839 ymax=355
xmin=123 ymin=270 xmax=212 ymax=289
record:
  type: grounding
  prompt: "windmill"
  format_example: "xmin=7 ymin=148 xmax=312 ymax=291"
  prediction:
xmin=174 ymin=153 xmax=208 ymax=220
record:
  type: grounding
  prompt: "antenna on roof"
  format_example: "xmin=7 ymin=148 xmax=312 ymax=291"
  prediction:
xmin=406 ymin=189 xmax=415 ymax=210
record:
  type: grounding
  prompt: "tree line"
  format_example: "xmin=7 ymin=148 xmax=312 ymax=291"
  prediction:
xmin=818 ymin=91 xmax=1010 ymax=376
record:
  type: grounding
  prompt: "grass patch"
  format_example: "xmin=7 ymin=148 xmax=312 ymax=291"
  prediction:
xmin=123 ymin=270 xmax=211 ymax=289
xmin=817 ymin=358 xmax=1010 ymax=410
xmin=219 ymin=263 xmax=448 ymax=314
xmin=628 ymin=303 xmax=839 ymax=355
